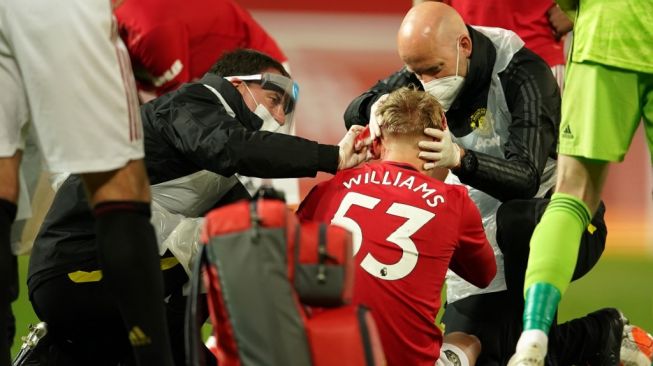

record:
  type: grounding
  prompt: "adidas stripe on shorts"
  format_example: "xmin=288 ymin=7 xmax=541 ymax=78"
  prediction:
xmin=558 ymin=61 xmax=653 ymax=162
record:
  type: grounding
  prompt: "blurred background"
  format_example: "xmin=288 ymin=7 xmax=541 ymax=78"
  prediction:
xmin=11 ymin=0 xmax=653 ymax=356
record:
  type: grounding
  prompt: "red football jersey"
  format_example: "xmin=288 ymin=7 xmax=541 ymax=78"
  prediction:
xmin=115 ymin=0 xmax=288 ymax=95
xmin=297 ymin=161 xmax=496 ymax=366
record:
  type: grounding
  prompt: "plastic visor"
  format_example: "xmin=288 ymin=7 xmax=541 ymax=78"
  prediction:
xmin=225 ymin=73 xmax=299 ymax=129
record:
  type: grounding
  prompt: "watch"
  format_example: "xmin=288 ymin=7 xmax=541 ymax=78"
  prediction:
xmin=453 ymin=149 xmax=478 ymax=177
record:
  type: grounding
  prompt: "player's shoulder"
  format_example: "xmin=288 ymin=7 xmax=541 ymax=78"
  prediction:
xmin=303 ymin=172 xmax=349 ymax=201
xmin=306 ymin=179 xmax=332 ymax=197
xmin=297 ymin=172 xmax=353 ymax=220
xmin=332 ymin=164 xmax=373 ymax=182
xmin=436 ymin=175 xmax=474 ymax=204
xmin=308 ymin=164 xmax=375 ymax=199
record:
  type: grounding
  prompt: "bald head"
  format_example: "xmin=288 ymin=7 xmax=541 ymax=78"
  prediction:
xmin=397 ymin=2 xmax=472 ymax=81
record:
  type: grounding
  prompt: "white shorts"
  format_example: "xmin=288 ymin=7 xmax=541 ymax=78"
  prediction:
xmin=436 ymin=343 xmax=470 ymax=366
xmin=0 ymin=0 xmax=143 ymax=173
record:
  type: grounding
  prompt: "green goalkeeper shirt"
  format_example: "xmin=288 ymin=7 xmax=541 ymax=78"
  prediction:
xmin=559 ymin=0 xmax=653 ymax=73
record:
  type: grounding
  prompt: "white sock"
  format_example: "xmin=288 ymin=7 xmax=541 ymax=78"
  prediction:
xmin=516 ymin=329 xmax=548 ymax=354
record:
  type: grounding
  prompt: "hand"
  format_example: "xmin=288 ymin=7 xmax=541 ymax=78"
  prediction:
xmin=547 ymin=5 xmax=573 ymax=40
xmin=369 ymin=94 xmax=389 ymax=140
xmin=338 ymin=125 xmax=370 ymax=170
xmin=418 ymin=127 xmax=462 ymax=170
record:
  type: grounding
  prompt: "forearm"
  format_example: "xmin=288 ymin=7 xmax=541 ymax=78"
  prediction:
xmin=214 ymin=135 xmax=339 ymax=178
xmin=163 ymin=86 xmax=341 ymax=179
xmin=454 ymin=149 xmax=542 ymax=201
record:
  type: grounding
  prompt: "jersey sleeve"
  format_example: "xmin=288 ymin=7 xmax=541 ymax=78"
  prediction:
xmin=126 ymin=22 xmax=191 ymax=95
xmin=448 ymin=191 xmax=497 ymax=288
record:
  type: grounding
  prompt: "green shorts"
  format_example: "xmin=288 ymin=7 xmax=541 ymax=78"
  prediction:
xmin=559 ymin=61 xmax=653 ymax=162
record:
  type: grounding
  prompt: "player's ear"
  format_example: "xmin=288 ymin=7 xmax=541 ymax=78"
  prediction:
xmin=371 ymin=137 xmax=382 ymax=159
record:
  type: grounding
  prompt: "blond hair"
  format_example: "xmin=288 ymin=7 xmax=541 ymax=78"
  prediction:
xmin=375 ymin=87 xmax=444 ymax=137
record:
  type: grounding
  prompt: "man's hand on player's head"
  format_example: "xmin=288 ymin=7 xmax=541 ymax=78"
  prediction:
xmin=418 ymin=127 xmax=462 ymax=170
xmin=338 ymin=125 xmax=370 ymax=170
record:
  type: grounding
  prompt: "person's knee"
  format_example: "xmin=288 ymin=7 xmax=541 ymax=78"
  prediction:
xmin=444 ymin=331 xmax=482 ymax=365
xmin=446 ymin=331 xmax=481 ymax=352
xmin=556 ymin=155 xmax=609 ymax=213
xmin=497 ymin=200 xmax=533 ymax=234
xmin=496 ymin=199 xmax=541 ymax=255
xmin=81 ymin=159 xmax=151 ymax=205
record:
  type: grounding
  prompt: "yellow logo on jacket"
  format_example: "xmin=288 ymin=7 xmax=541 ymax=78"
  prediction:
xmin=469 ymin=108 xmax=493 ymax=137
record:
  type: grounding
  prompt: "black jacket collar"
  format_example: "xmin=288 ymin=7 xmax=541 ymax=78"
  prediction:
xmin=198 ymin=73 xmax=263 ymax=131
xmin=447 ymin=26 xmax=497 ymax=137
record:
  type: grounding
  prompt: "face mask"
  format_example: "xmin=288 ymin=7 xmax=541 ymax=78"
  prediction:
xmin=244 ymin=83 xmax=282 ymax=132
xmin=254 ymin=104 xmax=283 ymax=132
xmin=420 ymin=40 xmax=466 ymax=112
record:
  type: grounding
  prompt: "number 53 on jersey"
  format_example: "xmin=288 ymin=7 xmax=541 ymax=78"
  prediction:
xmin=331 ymin=192 xmax=435 ymax=281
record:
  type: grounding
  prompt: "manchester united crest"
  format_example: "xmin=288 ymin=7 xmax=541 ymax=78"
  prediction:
xmin=469 ymin=108 xmax=493 ymax=137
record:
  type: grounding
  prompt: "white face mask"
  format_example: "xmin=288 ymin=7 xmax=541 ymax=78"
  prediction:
xmin=244 ymin=83 xmax=282 ymax=132
xmin=420 ymin=40 xmax=466 ymax=112
xmin=253 ymin=104 xmax=283 ymax=132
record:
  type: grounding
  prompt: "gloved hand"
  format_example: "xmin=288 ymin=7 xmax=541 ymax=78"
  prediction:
xmin=418 ymin=127 xmax=462 ymax=170
xmin=368 ymin=94 xmax=389 ymax=140
xmin=338 ymin=125 xmax=369 ymax=170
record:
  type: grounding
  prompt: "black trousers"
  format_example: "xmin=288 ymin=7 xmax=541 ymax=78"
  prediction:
xmin=28 ymin=263 xmax=213 ymax=366
xmin=442 ymin=198 xmax=607 ymax=366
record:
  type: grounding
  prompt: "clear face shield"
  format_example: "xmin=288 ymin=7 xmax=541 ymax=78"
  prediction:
xmin=226 ymin=73 xmax=299 ymax=134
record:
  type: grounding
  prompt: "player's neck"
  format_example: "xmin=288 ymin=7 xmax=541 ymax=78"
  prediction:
xmin=381 ymin=142 xmax=448 ymax=181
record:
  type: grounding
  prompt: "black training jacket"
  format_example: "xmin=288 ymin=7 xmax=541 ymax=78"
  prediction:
xmin=143 ymin=73 xmax=338 ymax=184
